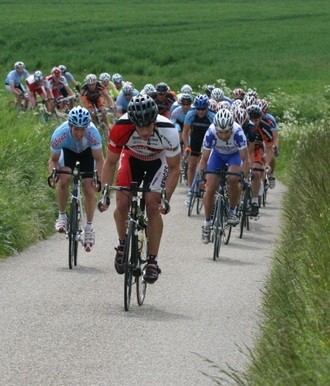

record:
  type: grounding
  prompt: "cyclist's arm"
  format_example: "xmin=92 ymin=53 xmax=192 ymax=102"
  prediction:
xmin=239 ymin=147 xmax=250 ymax=178
xmin=101 ymin=89 xmax=114 ymax=108
xmin=91 ymin=148 xmax=104 ymax=178
xmin=198 ymin=148 xmax=211 ymax=172
xmin=165 ymin=153 xmax=180 ymax=201
xmin=48 ymin=152 xmax=61 ymax=174
xmin=65 ymin=85 xmax=75 ymax=96
xmin=181 ymin=123 xmax=191 ymax=150
xmin=101 ymin=149 xmax=121 ymax=187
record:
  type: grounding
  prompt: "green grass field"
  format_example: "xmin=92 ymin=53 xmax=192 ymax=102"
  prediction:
xmin=1 ymin=0 xmax=329 ymax=95
xmin=0 ymin=1 xmax=329 ymax=385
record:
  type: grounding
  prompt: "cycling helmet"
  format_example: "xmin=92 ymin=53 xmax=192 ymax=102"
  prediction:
xmin=194 ymin=94 xmax=209 ymax=109
xmin=85 ymin=74 xmax=97 ymax=84
xmin=242 ymin=94 xmax=257 ymax=108
xmin=233 ymin=107 xmax=249 ymax=126
xmin=232 ymin=88 xmax=245 ymax=100
xmin=122 ymin=82 xmax=134 ymax=94
xmin=156 ymin=82 xmax=169 ymax=93
xmin=208 ymin=99 xmax=218 ymax=112
xmin=247 ymin=104 xmax=262 ymax=119
xmin=99 ymin=72 xmax=111 ymax=82
xmin=112 ymin=73 xmax=123 ymax=83
xmin=231 ymin=99 xmax=243 ymax=111
xmin=14 ymin=61 xmax=25 ymax=70
xmin=127 ymin=95 xmax=158 ymax=127
xmin=214 ymin=109 xmax=234 ymax=132
xmin=58 ymin=65 xmax=67 ymax=74
xmin=141 ymin=83 xmax=156 ymax=95
xmin=246 ymin=90 xmax=259 ymax=99
xmin=68 ymin=106 xmax=91 ymax=127
xmin=257 ymin=98 xmax=269 ymax=113
xmin=180 ymin=84 xmax=193 ymax=94
xmin=217 ymin=101 xmax=231 ymax=110
xmin=203 ymin=85 xmax=215 ymax=98
xmin=34 ymin=70 xmax=44 ymax=82
xmin=211 ymin=88 xmax=224 ymax=101
xmin=51 ymin=67 xmax=61 ymax=78
xmin=179 ymin=93 xmax=193 ymax=105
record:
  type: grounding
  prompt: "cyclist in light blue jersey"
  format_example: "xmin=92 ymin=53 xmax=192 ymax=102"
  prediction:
xmin=170 ymin=93 xmax=194 ymax=148
xmin=49 ymin=106 xmax=104 ymax=252
xmin=5 ymin=61 xmax=30 ymax=110
xmin=197 ymin=109 xmax=250 ymax=244
xmin=115 ymin=82 xmax=139 ymax=118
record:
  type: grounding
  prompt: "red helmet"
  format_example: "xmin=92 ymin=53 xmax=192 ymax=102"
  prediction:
xmin=51 ymin=67 xmax=61 ymax=78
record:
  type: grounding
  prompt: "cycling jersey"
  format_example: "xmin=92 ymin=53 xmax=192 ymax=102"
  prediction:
xmin=184 ymin=108 xmax=215 ymax=157
xmin=26 ymin=75 xmax=47 ymax=94
xmin=45 ymin=75 xmax=68 ymax=91
xmin=108 ymin=114 xmax=181 ymax=161
xmin=170 ymin=105 xmax=193 ymax=131
xmin=50 ymin=121 xmax=102 ymax=154
xmin=5 ymin=69 xmax=30 ymax=87
xmin=203 ymin=123 xmax=247 ymax=154
xmin=80 ymin=82 xmax=106 ymax=103
xmin=115 ymin=90 xmax=139 ymax=113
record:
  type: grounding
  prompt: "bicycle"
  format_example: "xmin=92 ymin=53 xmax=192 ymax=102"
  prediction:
xmin=54 ymin=95 xmax=77 ymax=120
xmin=238 ymin=173 xmax=252 ymax=239
xmin=92 ymin=106 xmax=115 ymax=154
xmin=179 ymin=153 xmax=188 ymax=185
xmin=206 ymin=169 xmax=241 ymax=260
xmin=99 ymin=182 xmax=166 ymax=311
xmin=187 ymin=173 xmax=204 ymax=217
xmin=48 ymin=161 xmax=99 ymax=269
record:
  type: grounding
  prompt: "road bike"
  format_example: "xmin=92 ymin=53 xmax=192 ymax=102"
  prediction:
xmin=206 ymin=169 xmax=241 ymax=260
xmin=187 ymin=173 xmax=204 ymax=217
xmin=100 ymin=182 xmax=165 ymax=311
xmin=91 ymin=106 xmax=115 ymax=154
xmin=48 ymin=162 xmax=99 ymax=269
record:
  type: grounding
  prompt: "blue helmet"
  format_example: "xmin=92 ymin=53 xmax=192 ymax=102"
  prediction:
xmin=194 ymin=94 xmax=209 ymax=109
xmin=68 ymin=106 xmax=91 ymax=128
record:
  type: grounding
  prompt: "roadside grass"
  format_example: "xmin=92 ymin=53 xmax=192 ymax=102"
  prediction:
xmin=0 ymin=0 xmax=329 ymax=95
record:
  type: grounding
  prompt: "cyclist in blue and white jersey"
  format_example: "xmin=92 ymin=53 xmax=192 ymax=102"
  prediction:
xmin=5 ymin=61 xmax=30 ymax=110
xmin=115 ymin=82 xmax=139 ymax=118
xmin=48 ymin=106 xmax=104 ymax=252
xmin=196 ymin=109 xmax=250 ymax=244
xmin=170 ymin=93 xmax=194 ymax=148
xmin=182 ymin=94 xmax=215 ymax=203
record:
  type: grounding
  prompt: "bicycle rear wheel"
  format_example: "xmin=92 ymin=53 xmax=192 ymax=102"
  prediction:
xmin=68 ymin=199 xmax=79 ymax=269
xmin=212 ymin=196 xmax=223 ymax=261
xmin=136 ymin=226 xmax=148 ymax=306
xmin=239 ymin=187 xmax=251 ymax=239
xmin=123 ymin=222 xmax=136 ymax=311
xmin=196 ymin=190 xmax=204 ymax=215
xmin=187 ymin=193 xmax=196 ymax=217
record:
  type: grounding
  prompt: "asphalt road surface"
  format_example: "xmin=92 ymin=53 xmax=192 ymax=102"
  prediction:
xmin=0 ymin=181 xmax=285 ymax=386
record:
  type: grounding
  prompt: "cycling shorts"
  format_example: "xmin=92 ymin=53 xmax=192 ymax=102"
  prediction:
xmin=207 ymin=150 xmax=242 ymax=171
xmin=59 ymin=147 xmax=94 ymax=178
xmin=190 ymin=127 xmax=208 ymax=157
xmin=84 ymin=97 xmax=105 ymax=111
xmin=116 ymin=149 xmax=168 ymax=190
xmin=5 ymin=84 xmax=25 ymax=93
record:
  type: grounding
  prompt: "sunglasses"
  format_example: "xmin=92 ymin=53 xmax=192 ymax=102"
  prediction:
xmin=124 ymin=93 xmax=132 ymax=97
xmin=181 ymin=103 xmax=191 ymax=106
xmin=196 ymin=107 xmax=207 ymax=111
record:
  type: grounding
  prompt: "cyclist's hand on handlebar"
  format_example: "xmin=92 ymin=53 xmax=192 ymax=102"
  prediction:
xmin=159 ymin=199 xmax=171 ymax=215
xmin=91 ymin=179 xmax=102 ymax=192
xmin=47 ymin=168 xmax=59 ymax=188
xmin=97 ymin=185 xmax=110 ymax=212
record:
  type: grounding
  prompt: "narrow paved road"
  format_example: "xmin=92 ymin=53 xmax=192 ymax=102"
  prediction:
xmin=0 ymin=181 xmax=285 ymax=385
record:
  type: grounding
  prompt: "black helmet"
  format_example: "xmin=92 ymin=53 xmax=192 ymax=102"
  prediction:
xmin=247 ymin=104 xmax=262 ymax=119
xmin=156 ymin=82 xmax=169 ymax=93
xmin=127 ymin=95 xmax=158 ymax=126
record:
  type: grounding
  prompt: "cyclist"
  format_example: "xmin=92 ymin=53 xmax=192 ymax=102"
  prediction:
xmin=99 ymin=94 xmax=180 ymax=284
xmin=170 ymin=93 xmax=194 ymax=148
xmin=25 ymin=70 xmax=51 ymax=110
xmin=48 ymin=106 xmax=104 ymax=252
xmin=112 ymin=73 xmax=124 ymax=94
xmin=58 ymin=65 xmax=81 ymax=94
xmin=247 ymin=104 xmax=274 ymax=217
xmin=99 ymin=72 xmax=119 ymax=101
xmin=45 ymin=67 xmax=76 ymax=113
xmin=80 ymin=74 xmax=114 ymax=130
xmin=5 ymin=61 xmax=30 ymax=111
xmin=196 ymin=109 xmax=250 ymax=244
xmin=150 ymin=82 xmax=177 ymax=118
xmin=258 ymin=98 xmax=279 ymax=188
xmin=170 ymin=84 xmax=194 ymax=114
xmin=115 ymin=82 xmax=139 ymax=118
xmin=209 ymin=87 xmax=232 ymax=105
xmin=181 ymin=94 xmax=216 ymax=205
xmin=232 ymin=88 xmax=246 ymax=101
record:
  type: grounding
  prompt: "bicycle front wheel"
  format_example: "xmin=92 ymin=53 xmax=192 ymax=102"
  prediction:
xmin=212 ymin=196 xmax=223 ymax=261
xmin=68 ymin=199 xmax=79 ymax=269
xmin=123 ymin=222 xmax=137 ymax=311
xmin=136 ymin=226 xmax=148 ymax=306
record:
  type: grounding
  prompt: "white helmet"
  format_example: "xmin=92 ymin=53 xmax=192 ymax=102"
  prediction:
xmin=180 ymin=84 xmax=193 ymax=94
xmin=122 ymin=82 xmax=134 ymax=94
xmin=214 ymin=109 xmax=234 ymax=131
xmin=99 ymin=72 xmax=111 ymax=82
xmin=85 ymin=74 xmax=97 ymax=84
xmin=14 ymin=61 xmax=25 ymax=70
xmin=112 ymin=73 xmax=123 ymax=83
xmin=34 ymin=70 xmax=44 ymax=82
xmin=211 ymin=88 xmax=224 ymax=101
xmin=217 ymin=101 xmax=231 ymax=110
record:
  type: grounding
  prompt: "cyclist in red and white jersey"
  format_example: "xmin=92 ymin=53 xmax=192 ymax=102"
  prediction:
xmin=25 ymin=70 xmax=51 ymax=109
xmin=45 ymin=67 xmax=75 ymax=112
xmin=100 ymin=95 xmax=180 ymax=284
